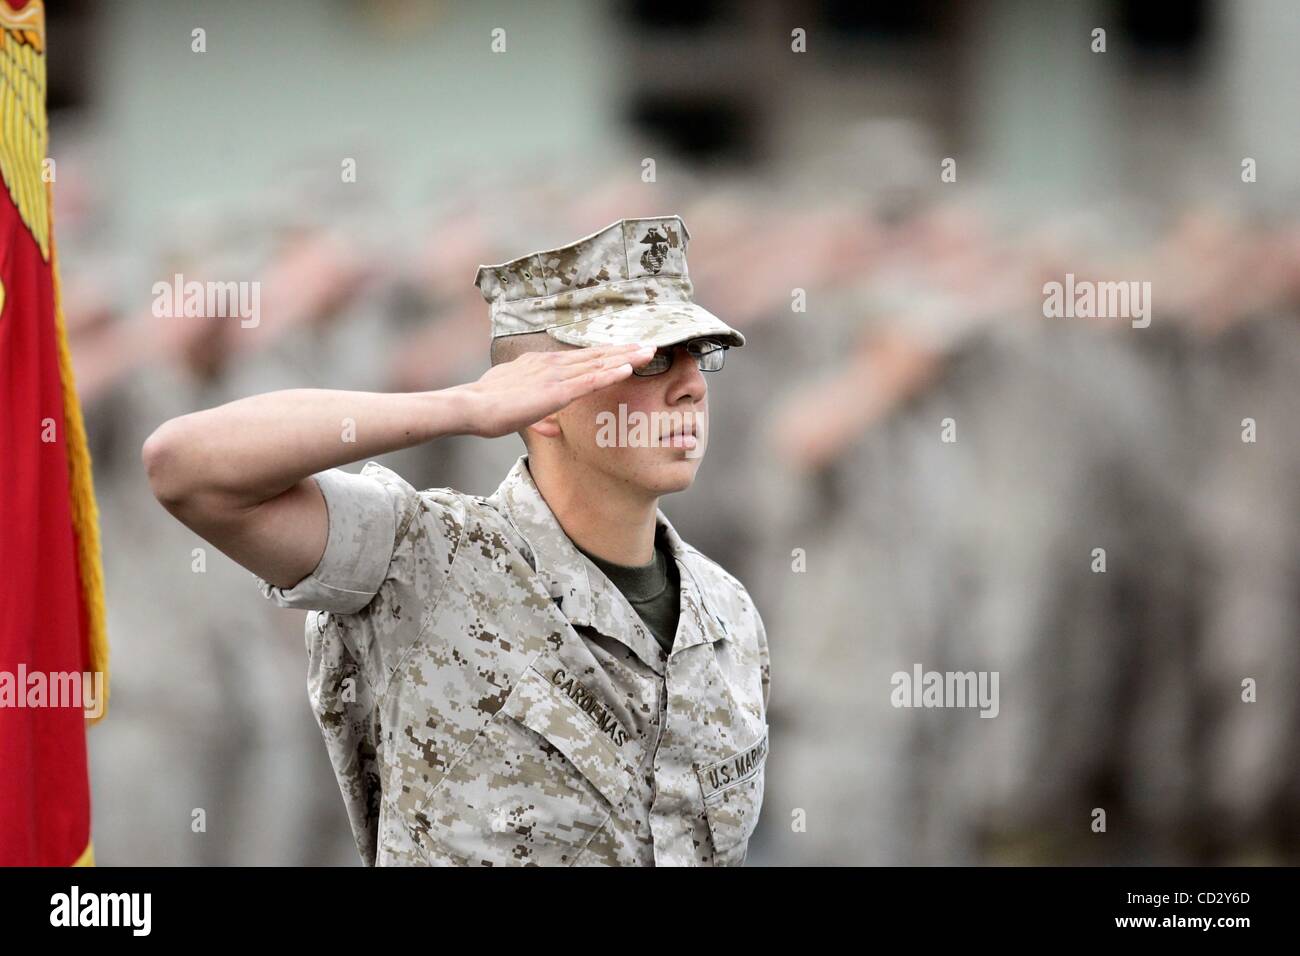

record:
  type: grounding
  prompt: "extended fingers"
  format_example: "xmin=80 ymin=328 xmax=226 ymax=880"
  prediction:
xmin=557 ymin=344 xmax=655 ymax=376
xmin=550 ymin=343 xmax=652 ymax=365
xmin=558 ymin=357 xmax=639 ymax=397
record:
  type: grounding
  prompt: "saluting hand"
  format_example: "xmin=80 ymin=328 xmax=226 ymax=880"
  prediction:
xmin=456 ymin=343 xmax=657 ymax=438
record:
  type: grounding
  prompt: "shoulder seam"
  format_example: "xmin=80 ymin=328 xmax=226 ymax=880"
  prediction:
xmin=379 ymin=491 xmax=470 ymax=698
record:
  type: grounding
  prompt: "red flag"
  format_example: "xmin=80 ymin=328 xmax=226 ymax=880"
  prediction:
xmin=0 ymin=0 xmax=109 ymax=867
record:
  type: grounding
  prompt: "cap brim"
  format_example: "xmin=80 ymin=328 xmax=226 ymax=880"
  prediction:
xmin=546 ymin=303 xmax=745 ymax=349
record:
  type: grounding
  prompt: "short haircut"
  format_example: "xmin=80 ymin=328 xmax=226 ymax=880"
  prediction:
xmin=489 ymin=330 xmax=573 ymax=367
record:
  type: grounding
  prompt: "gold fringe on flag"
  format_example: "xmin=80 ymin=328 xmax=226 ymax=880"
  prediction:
xmin=46 ymin=188 xmax=110 ymax=726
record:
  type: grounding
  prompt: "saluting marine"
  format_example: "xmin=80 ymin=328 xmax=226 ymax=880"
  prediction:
xmin=144 ymin=215 xmax=770 ymax=866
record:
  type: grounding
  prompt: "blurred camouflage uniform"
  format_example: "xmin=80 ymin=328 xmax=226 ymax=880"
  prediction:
xmin=86 ymin=194 xmax=398 ymax=865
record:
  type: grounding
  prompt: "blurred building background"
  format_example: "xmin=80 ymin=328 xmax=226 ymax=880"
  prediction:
xmin=43 ymin=0 xmax=1300 ymax=864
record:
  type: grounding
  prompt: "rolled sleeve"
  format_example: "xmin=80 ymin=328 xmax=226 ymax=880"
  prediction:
xmin=256 ymin=466 xmax=399 ymax=614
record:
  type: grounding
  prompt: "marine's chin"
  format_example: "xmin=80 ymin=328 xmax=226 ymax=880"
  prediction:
xmin=644 ymin=454 xmax=703 ymax=496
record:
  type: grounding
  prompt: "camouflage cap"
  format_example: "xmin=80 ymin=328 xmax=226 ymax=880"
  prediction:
xmin=473 ymin=215 xmax=745 ymax=349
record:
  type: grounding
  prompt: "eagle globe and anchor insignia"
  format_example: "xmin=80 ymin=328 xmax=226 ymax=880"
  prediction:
xmin=639 ymin=226 xmax=671 ymax=274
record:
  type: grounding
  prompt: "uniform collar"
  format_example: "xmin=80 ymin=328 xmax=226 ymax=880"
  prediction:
xmin=490 ymin=454 xmax=725 ymax=676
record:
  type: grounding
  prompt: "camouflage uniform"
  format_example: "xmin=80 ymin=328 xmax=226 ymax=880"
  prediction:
xmin=253 ymin=215 xmax=767 ymax=866
xmin=257 ymin=454 xmax=769 ymax=865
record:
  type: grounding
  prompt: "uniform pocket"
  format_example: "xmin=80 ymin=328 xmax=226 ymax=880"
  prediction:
xmin=408 ymin=659 xmax=637 ymax=866
xmin=696 ymin=728 xmax=768 ymax=865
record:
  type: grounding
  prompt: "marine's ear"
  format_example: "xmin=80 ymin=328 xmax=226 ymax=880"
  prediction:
xmin=525 ymin=414 xmax=562 ymax=440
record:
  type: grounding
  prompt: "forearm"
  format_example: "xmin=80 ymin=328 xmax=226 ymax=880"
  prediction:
xmin=143 ymin=387 xmax=470 ymax=509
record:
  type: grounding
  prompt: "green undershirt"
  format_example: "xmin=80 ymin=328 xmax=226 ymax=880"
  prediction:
xmin=575 ymin=527 xmax=681 ymax=655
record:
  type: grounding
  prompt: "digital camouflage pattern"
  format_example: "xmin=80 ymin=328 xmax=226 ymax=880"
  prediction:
xmin=474 ymin=216 xmax=746 ymax=350
xmin=258 ymin=454 xmax=770 ymax=866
